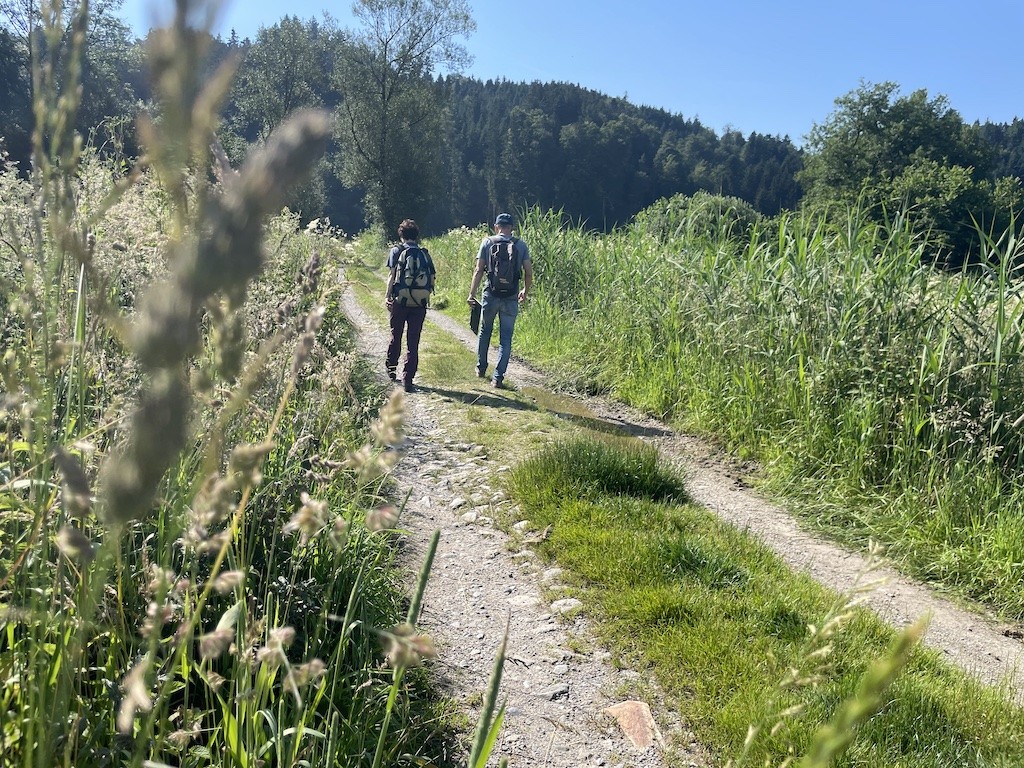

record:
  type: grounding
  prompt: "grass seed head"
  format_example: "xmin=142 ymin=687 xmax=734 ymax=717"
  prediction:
xmin=53 ymin=447 xmax=91 ymax=517
xmin=143 ymin=601 xmax=175 ymax=638
xmin=227 ymin=441 xmax=275 ymax=488
xmin=199 ymin=627 xmax=235 ymax=660
xmin=366 ymin=504 xmax=400 ymax=532
xmin=55 ymin=525 xmax=95 ymax=562
xmin=213 ymin=570 xmax=245 ymax=594
xmin=371 ymin=390 xmax=405 ymax=446
xmin=117 ymin=659 xmax=153 ymax=734
xmin=298 ymin=252 xmax=321 ymax=296
xmin=285 ymin=492 xmax=328 ymax=545
xmin=191 ymin=473 xmax=236 ymax=526
xmin=383 ymin=623 xmax=437 ymax=669
xmin=343 ymin=444 xmax=398 ymax=487
xmin=291 ymin=331 xmax=316 ymax=376
xmin=256 ymin=625 xmax=296 ymax=668
xmin=329 ymin=516 xmax=350 ymax=550
xmin=284 ymin=658 xmax=327 ymax=694
xmin=100 ymin=369 xmax=190 ymax=525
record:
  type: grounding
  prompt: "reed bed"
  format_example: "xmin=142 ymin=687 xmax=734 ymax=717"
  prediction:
xmin=430 ymin=196 xmax=1024 ymax=620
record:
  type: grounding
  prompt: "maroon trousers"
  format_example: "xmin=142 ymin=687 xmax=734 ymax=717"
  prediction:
xmin=387 ymin=304 xmax=427 ymax=384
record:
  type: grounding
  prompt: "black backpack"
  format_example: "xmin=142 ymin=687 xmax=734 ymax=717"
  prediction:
xmin=391 ymin=245 xmax=435 ymax=307
xmin=485 ymin=237 xmax=520 ymax=297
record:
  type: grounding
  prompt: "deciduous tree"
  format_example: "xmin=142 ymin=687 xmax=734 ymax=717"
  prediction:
xmin=1 ymin=0 xmax=142 ymax=162
xmin=799 ymin=81 xmax=989 ymax=209
xmin=231 ymin=15 xmax=339 ymax=143
xmin=800 ymin=80 xmax=1021 ymax=263
xmin=334 ymin=0 xmax=474 ymax=234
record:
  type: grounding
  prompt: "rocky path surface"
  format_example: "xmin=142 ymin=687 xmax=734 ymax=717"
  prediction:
xmin=339 ymin=285 xmax=1024 ymax=767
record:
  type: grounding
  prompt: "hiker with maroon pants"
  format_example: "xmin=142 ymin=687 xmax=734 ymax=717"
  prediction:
xmin=385 ymin=219 xmax=435 ymax=393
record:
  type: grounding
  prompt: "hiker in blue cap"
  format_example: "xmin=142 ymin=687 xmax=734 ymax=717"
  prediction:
xmin=467 ymin=213 xmax=533 ymax=389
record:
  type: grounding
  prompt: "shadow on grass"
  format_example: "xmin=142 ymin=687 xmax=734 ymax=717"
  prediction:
xmin=406 ymin=384 xmax=536 ymax=413
xmin=408 ymin=381 xmax=676 ymax=441
xmin=518 ymin=385 xmax=674 ymax=440
xmin=543 ymin=408 xmax=673 ymax=439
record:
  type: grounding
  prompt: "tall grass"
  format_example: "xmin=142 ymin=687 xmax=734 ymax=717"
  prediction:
xmin=429 ymin=195 xmax=1024 ymax=619
xmin=0 ymin=4 xmax=467 ymax=766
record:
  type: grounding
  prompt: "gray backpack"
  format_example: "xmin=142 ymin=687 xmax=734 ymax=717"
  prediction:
xmin=391 ymin=245 xmax=435 ymax=307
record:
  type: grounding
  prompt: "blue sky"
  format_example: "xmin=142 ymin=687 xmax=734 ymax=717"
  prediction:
xmin=117 ymin=0 xmax=1024 ymax=146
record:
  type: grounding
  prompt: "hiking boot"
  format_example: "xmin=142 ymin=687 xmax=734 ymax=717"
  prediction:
xmin=403 ymin=381 xmax=417 ymax=393
xmin=386 ymin=367 xmax=397 ymax=382
xmin=491 ymin=378 xmax=504 ymax=390
xmin=476 ymin=367 xmax=487 ymax=378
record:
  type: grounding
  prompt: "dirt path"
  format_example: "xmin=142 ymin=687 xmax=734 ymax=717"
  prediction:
xmin=339 ymin=283 xmax=1024 ymax=766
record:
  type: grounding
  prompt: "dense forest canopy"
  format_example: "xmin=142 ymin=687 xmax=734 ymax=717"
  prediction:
xmin=1 ymin=1 xmax=1022 ymax=254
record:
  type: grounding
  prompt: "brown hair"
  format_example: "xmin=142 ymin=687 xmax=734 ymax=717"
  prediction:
xmin=398 ymin=219 xmax=419 ymax=241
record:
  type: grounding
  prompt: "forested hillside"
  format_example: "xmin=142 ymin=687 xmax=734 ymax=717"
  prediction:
xmin=436 ymin=76 xmax=803 ymax=232
xmin=0 ymin=11 xmax=803 ymax=234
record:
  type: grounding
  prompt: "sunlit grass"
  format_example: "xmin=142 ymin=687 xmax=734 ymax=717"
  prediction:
xmin=346 ymin=229 xmax=1024 ymax=765
xmin=507 ymin=437 xmax=1024 ymax=767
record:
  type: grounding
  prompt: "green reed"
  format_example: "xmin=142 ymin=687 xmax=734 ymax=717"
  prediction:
xmin=429 ymin=194 xmax=1024 ymax=619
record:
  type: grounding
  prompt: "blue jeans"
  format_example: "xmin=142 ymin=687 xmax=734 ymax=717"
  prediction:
xmin=477 ymin=292 xmax=519 ymax=380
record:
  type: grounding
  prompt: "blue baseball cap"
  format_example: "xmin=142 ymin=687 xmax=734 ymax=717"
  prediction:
xmin=494 ymin=213 xmax=513 ymax=226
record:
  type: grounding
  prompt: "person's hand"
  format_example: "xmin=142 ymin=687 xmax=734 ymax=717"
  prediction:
xmin=518 ymin=288 xmax=527 ymax=303
xmin=467 ymin=295 xmax=478 ymax=305
xmin=385 ymin=297 xmax=394 ymax=310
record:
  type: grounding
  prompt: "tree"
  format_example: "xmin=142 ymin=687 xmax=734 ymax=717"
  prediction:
xmin=500 ymin=106 xmax=558 ymax=211
xmin=980 ymin=118 xmax=1024 ymax=183
xmin=78 ymin=10 xmax=143 ymax=155
xmin=334 ymin=0 xmax=475 ymax=234
xmin=1 ymin=0 xmax=142 ymax=162
xmin=799 ymin=81 xmax=988 ymax=210
xmin=0 ymin=0 xmax=37 ymax=40
xmin=888 ymin=155 xmax=1023 ymax=266
xmin=0 ymin=25 xmax=30 ymax=163
xmin=231 ymin=15 xmax=339 ymax=143
xmin=221 ymin=16 xmax=344 ymax=219
xmin=799 ymin=81 xmax=1021 ymax=263
xmin=889 ymin=156 xmax=991 ymax=262
xmin=555 ymin=120 xmax=605 ymax=226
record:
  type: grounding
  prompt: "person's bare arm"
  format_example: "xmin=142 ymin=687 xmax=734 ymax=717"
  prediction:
xmin=519 ymin=259 xmax=533 ymax=302
xmin=385 ymin=266 xmax=397 ymax=307
xmin=468 ymin=257 xmax=486 ymax=301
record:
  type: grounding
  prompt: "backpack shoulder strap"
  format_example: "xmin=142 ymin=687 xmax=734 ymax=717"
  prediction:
xmin=490 ymin=236 xmax=514 ymax=250
xmin=397 ymin=244 xmax=420 ymax=281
